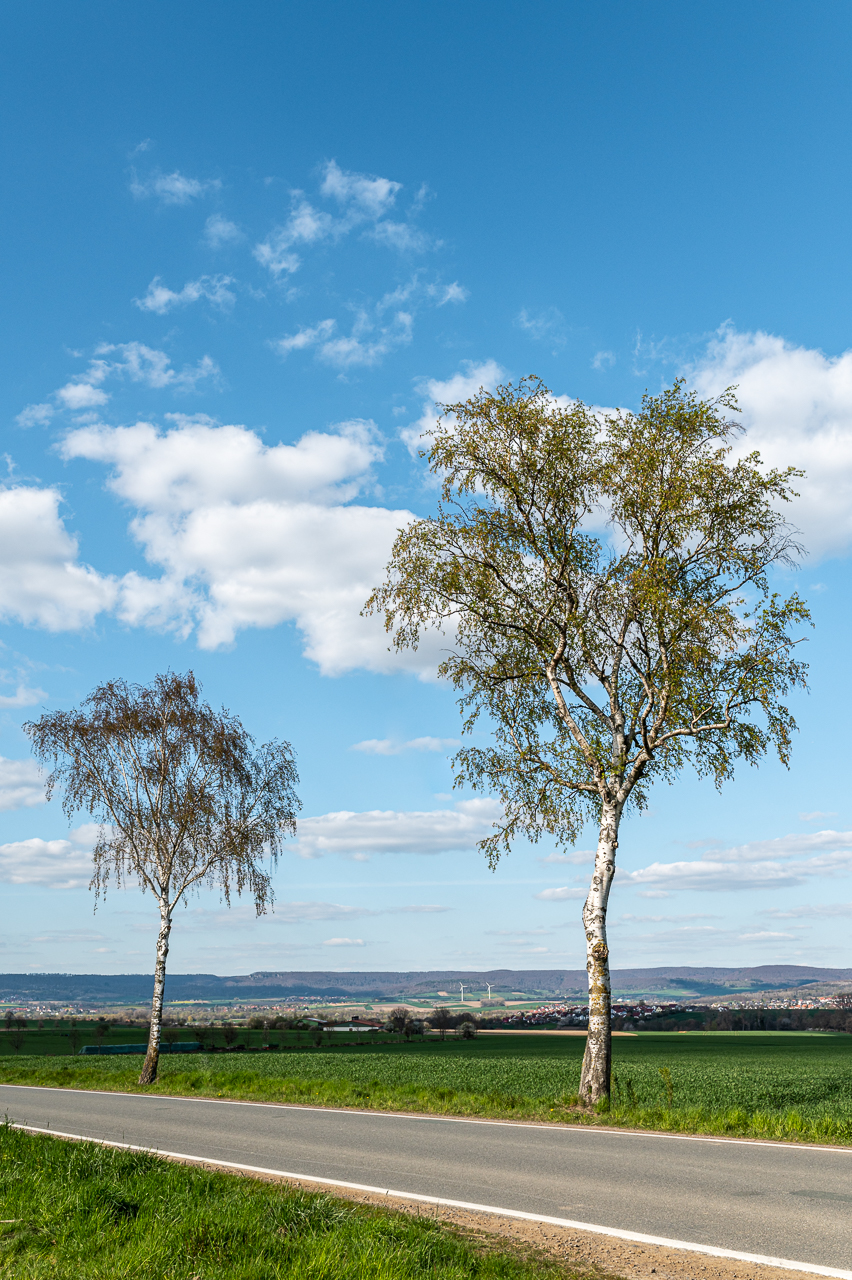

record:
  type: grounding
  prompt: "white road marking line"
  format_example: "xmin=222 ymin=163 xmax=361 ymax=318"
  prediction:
xmin=11 ymin=1123 xmax=852 ymax=1280
xmin=1 ymin=1083 xmax=850 ymax=1153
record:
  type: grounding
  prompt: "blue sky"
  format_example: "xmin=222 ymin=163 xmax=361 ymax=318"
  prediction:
xmin=2 ymin=2 xmax=852 ymax=977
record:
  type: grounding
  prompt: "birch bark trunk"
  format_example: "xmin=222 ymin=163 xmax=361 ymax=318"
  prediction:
xmin=139 ymin=905 xmax=172 ymax=1085
xmin=578 ymin=802 xmax=619 ymax=1104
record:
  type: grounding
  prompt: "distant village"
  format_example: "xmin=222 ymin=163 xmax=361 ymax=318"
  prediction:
xmin=2 ymin=986 xmax=851 ymax=1036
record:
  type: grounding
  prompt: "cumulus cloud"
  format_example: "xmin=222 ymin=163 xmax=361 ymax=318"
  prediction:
xmin=130 ymin=169 xmax=221 ymax=205
xmin=56 ymin=382 xmax=109 ymax=410
xmin=273 ymin=319 xmax=337 ymax=356
xmin=134 ymin=275 xmax=235 ymax=315
xmin=254 ymin=160 xmax=428 ymax=279
xmin=60 ymin=417 xmax=443 ymax=673
xmin=401 ymin=360 xmax=506 ymax=454
xmin=254 ymin=199 xmax=336 ymax=276
xmin=273 ymin=277 xmax=457 ymax=371
xmin=94 ymin=342 xmax=219 ymax=392
xmin=0 ymin=758 xmax=45 ymax=811
xmin=350 ymin=736 xmax=459 ymax=755
xmin=0 ymin=679 xmax=47 ymax=709
xmin=687 ymin=325 xmax=852 ymax=558
xmin=317 ymin=310 xmax=414 ymax=369
xmin=623 ymin=832 xmax=852 ymax=892
xmin=432 ymin=282 xmax=468 ymax=306
xmin=0 ymin=825 xmax=95 ymax=889
xmin=15 ymin=403 xmax=54 ymax=429
xmin=45 ymin=343 xmax=219 ymax=416
xmin=320 ymin=160 xmax=401 ymax=218
xmin=203 ymin=214 xmax=242 ymax=248
xmin=289 ymin=798 xmax=502 ymax=859
xmin=0 ymin=486 xmax=116 ymax=631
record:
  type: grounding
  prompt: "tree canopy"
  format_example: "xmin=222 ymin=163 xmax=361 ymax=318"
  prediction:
xmin=367 ymin=377 xmax=810 ymax=1100
xmin=25 ymin=671 xmax=299 ymax=1082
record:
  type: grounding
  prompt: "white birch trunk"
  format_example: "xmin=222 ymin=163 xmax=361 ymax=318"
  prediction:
xmin=578 ymin=801 xmax=619 ymax=1104
xmin=139 ymin=904 xmax=171 ymax=1085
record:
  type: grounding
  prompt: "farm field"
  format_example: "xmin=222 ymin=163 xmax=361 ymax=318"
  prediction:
xmin=1 ymin=1032 xmax=851 ymax=1146
xmin=0 ymin=1124 xmax=570 ymax=1279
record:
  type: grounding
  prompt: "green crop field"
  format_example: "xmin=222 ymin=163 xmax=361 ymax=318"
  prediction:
xmin=0 ymin=1124 xmax=571 ymax=1279
xmin=1 ymin=1031 xmax=851 ymax=1146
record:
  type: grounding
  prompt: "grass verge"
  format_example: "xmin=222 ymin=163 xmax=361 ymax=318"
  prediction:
xmin=0 ymin=1123 xmax=583 ymax=1279
xmin=1 ymin=1049 xmax=852 ymax=1147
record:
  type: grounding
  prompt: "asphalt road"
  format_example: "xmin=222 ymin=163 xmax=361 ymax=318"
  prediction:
xmin=2 ymin=1084 xmax=852 ymax=1272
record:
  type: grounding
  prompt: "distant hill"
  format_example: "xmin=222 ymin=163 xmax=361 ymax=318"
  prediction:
xmin=1 ymin=964 xmax=851 ymax=1004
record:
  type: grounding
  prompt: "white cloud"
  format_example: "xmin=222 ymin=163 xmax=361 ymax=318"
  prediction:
xmin=320 ymin=160 xmax=400 ymax=218
xmin=401 ymin=360 xmax=506 ymax=454
xmin=60 ymin=417 xmax=441 ymax=673
xmin=687 ymin=325 xmax=852 ymax=558
xmin=623 ymin=832 xmax=852 ymax=892
xmin=368 ymin=221 xmax=429 ymax=253
xmin=134 ymin=275 xmax=235 ymax=315
xmin=273 ymin=319 xmax=336 ymax=355
xmin=51 ymin=344 xmax=219 ymax=413
xmin=271 ymin=277 xmax=462 ymax=372
xmin=323 ymin=937 xmax=366 ymax=946
xmin=0 ymin=758 xmax=45 ymax=811
xmin=94 ymin=342 xmax=219 ymax=392
xmin=289 ymin=798 xmax=502 ymax=859
xmin=204 ymin=214 xmax=242 ymax=248
xmin=350 ymin=736 xmax=459 ymax=755
xmin=0 ymin=825 xmax=95 ymax=889
xmin=15 ymin=403 xmax=54 ymax=429
xmin=273 ymin=901 xmax=378 ymax=924
xmin=130 ymin=169 xmax=221 ymax=205
xmin=799 ymin=810 xmax=837 ymax=822
xmin=321 ymin=309 xmax=415 ymax=369
xmin=592 ymin=350 xmax=616 ymax=370
xmin=274 ymin=298 xmax=417 ymax=370
xmin=56 ymin=382 xmax=109 ymax=410
xmin=534 ymin=886 xmax=587 ymax=901
xmin=0 ymin=486 xmax=116 ymax=631
xmin=705 ymin=829 xmax=852 ymax=862
xmin=0 ymin=680 xmax=47 ymax=709
xmin=516 ymin=307 xmax=566 ymax=345
xmin=739 ymin=930 xmax=797 ymax=941
xmin=254 ymin=198 xmax=336 ymax=276
xmin=254 ymin=161 xmax=427 ymax=279
xmin=432 ymin=282 xmax=468 ymax=306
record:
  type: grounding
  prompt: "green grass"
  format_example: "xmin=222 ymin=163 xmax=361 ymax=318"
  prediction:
xmin=1 ymin=1032 xmax=851 ymax=1146
xmin=0 ymin=1124 xmax=574 ymax=1279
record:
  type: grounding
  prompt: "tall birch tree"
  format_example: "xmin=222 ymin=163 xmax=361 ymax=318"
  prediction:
xmin=25 ymin=671 xmax=299 ymax=1084
xmin=366 ymin=378 xmax=809 ymax=1103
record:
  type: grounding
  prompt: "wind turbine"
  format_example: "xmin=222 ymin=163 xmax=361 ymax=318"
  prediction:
xmin=459 ymin=982 xmax=465 ymax=1004
xmin=486 ymin=983 xmax=492 ymax=1003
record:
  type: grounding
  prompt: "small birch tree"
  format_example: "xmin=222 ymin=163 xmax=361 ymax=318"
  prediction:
xmin=25 ymin=671 xmax=299 ymax=1085
xmin=366 ymin=378 xmax=809 ymax=1103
